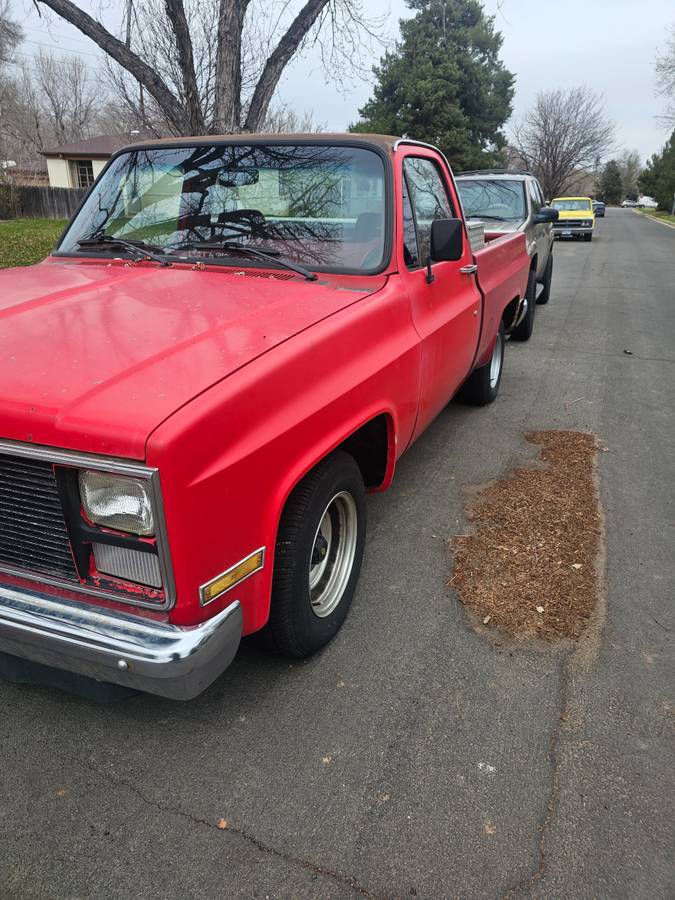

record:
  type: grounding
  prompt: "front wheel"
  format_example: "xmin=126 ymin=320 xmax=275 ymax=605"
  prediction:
xmin=457 ymin=322 xmax=505 ymax=406
xmin=263 ymin=451 xmax=366 ymax=658
xmin=584 ymin=233 xmax=593 ymax=242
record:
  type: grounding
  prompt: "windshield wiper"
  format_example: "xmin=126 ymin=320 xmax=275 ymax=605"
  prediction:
xmin=186 ymin=240 xmax=317 ymax=282
xmin=467 ymin=214 xmax=518 ymax=221
xmin=77 ymin=235 xmax=172 ymax=266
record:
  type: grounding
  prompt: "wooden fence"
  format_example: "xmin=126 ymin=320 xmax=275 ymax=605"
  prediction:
xmin=0 ymin=185 xmax=87 ymax=220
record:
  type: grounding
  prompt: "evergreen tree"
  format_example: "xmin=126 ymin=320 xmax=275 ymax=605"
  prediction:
xmin=639 ymin=130 xmax=675 ymax=211
xmin=350 ymin=0 xmax=514 ymax=170
xmin=599 ymin=160 xmax=623 ymax=205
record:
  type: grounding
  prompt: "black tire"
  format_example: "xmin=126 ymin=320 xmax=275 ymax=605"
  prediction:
xmin=537 ymin=253 xmax=553 ymax=305
xmin=457 ymin=322 xmax=505 ymax=406
xmin=263 ymin=451 xmax=366 ymax=658
xmin=584 ymin=233 xmax=593 ymax=242
xmin=511 ymin=268 xmax=537 ymax=341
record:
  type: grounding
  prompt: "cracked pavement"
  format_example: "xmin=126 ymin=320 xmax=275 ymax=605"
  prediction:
xmin=1 ymin=209 xmax=674 ymax=899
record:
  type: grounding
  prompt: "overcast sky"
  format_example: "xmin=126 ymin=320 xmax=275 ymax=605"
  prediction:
xmin=14 ymin=0 xmax=675 ymax=162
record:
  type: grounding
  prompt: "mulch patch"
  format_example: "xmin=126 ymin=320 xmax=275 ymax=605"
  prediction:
xmin=451 ymin=431 xmax=602 ymax=640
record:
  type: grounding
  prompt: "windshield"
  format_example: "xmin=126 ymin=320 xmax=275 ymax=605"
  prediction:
xmin=57 ymin=143 xmax=388 ymax=273
xmin=456 ymin=179 xmax=526 ymax=221
xmin=551 ymin=199 xmax=592 ymax=211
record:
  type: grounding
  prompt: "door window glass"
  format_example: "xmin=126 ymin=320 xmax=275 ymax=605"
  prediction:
xmin=402 ymin=177 xmax=419 ymax=267
xmin=404 ymin=157 xmax=454 ymax=264
xmin=527 ymin=179 xmax=540 ymax=212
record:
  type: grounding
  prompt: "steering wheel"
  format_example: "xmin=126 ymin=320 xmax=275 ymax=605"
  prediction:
xmin=211 ymin=208 xmax=269 ymax=238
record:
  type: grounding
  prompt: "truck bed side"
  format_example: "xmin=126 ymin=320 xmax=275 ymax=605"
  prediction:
xmin=473 ymin=231 xmax=529 ymax=367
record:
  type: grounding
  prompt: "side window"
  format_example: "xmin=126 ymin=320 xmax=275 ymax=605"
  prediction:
xmin=526 ymin=179 xmax=539 ymax=213
xmin=402 ymin=177 xmax=419 ymax=267
xmin=532 ymin=180 xmax=544 ymax=209
xmin=404 ymin=157 xmax=454 ymax=265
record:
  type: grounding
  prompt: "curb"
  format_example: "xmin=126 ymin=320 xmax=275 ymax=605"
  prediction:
xmin=632 ymin=209 xmax=675 ymax=230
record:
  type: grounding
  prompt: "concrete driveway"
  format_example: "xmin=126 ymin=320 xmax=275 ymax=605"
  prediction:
xmin=1 ymin=208 xmax=673 ymax=900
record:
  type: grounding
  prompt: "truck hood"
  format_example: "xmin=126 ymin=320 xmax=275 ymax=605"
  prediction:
xmin=0 ymin=259 xmax=384 ymax=459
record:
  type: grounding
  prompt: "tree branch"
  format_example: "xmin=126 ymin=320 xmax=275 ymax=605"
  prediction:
xmin=35 ymin=0 xmax=190 ymax=133
xmin=244 ymin=0 xmax=327 ymax=132
xmin=164 ymin=0 xmax=205 ymax=132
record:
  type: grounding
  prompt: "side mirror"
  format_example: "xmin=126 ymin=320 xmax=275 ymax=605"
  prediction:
xmin=430 ymin=218 xmax=464 ymax=261
xmin=534 ymin=206 xmax=558 ymax=223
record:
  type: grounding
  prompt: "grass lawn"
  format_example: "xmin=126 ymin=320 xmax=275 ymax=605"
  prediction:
xmin=0 ymin=218 xmax=67 ymax=268
xmin=634 ymin=208 xmax=675 ymax=226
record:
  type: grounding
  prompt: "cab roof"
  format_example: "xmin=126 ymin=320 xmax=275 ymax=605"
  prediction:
xmin=119 ymin=132 xmax=406 ymax=155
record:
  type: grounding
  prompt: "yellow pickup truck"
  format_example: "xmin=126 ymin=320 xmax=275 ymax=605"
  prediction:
xmin=550 ymin=197 xmax=595 ymax=242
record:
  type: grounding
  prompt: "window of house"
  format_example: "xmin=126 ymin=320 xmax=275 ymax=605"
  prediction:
xmin=74 ymin=160 xmax=95 ymax=189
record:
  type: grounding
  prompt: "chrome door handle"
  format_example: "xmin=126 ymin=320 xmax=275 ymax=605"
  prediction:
xmin=459 ymin=264 xmax=478 ymax=274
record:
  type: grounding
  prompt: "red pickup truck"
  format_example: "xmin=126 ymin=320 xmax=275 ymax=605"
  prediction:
xmin=0 ymin=134 xmax=529 ymax=699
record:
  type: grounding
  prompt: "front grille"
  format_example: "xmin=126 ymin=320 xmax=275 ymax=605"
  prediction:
xmin=0 ymin=453 xmax=78 ymax=581
xmin=555 ymin=219 xmax=590 ymax=228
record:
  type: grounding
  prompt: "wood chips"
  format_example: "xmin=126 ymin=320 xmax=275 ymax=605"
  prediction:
xmin=451 ymin=431 xmax=602 ymax=640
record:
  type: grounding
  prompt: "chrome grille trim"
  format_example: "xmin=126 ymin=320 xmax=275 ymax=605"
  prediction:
xmin=0 ymin=439 xmax=176 ymax=611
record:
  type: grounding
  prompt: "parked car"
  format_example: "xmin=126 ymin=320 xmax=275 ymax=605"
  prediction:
xmin=550 ymin=197 xmax=595 ymax=241
xmin=592 ymin=200 xmax=605 ymax=217
xmin=621 ymin=199 xmax=639 ymax=208
xmin=637 ymin=196 xmax=658 ymax=209
xmin=0 ymin=133 xmax=530 ymax=699
xmin=455 ymin=169 xmax=558 ymax=341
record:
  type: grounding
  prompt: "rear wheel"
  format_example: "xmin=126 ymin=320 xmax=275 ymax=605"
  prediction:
xmin=511 ymin=269 xmax=537 ymax=341
xmin=263 ymin=451 xmax=366 ymax=658
xmin=537 ymin=253 xmax=553 ymax=305
xmin=457 ymin=322 xmax=505 ymax=406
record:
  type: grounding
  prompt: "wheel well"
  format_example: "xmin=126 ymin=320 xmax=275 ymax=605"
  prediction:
xmin=502 ymin=296 xmax=521 ymax=329
xmin=337 ymin=414 xmax=391 ymax=489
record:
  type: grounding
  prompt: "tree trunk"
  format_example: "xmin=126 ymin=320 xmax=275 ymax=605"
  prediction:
xmin=164 ymin=0 xmax=205 ymax=133
xmin=212 ymin=0 xmax=248 ymax=132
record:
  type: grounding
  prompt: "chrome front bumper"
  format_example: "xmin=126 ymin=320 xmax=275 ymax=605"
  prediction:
xmin=553 ymin=225 xmax=593 ymax=235
xmin=0 ymin=584 xmax=242 ymax=700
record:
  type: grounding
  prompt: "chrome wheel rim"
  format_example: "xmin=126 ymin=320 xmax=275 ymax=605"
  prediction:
xmin=489 ymin=332 xmax=503 ymax=389
xmin=309 ymin=491 xmax=358 ymax=618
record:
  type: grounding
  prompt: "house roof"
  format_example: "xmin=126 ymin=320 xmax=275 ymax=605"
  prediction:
xmin=41 ymin=133 xmax=153 ymax=159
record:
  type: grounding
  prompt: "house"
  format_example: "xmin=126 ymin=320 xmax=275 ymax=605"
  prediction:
xmin=41 ymin=133 xmax=148 ymax=189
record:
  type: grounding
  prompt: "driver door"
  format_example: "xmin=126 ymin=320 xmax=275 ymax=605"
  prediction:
xmin=399 ymin=153 xmax=481 ymax=437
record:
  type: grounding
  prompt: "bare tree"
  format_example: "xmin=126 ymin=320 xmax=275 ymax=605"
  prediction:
xmin=33 ymin=0 xmax=382 ymax=135
xmin=512 ymin=86 xmax=615 ymax=199
xmin=0 ymin=1 xmax=21 ymax=65
xmin=261 ymin=104 xmax=325 ymax=133
xmin=655 ymin=23 xmax=675 ymax=125
xmin=617 ymin=149 xmax=641 ymax=200
xmin=3 ymin=51 xmax=102 ymax=154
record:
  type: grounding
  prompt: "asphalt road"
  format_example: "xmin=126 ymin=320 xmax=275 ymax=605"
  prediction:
xmin=1 ymin=209 xmax=673 ymax=900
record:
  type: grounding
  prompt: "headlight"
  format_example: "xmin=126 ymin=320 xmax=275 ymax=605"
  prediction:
xmin=79 ymin=470 xmax=154 ymax=536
